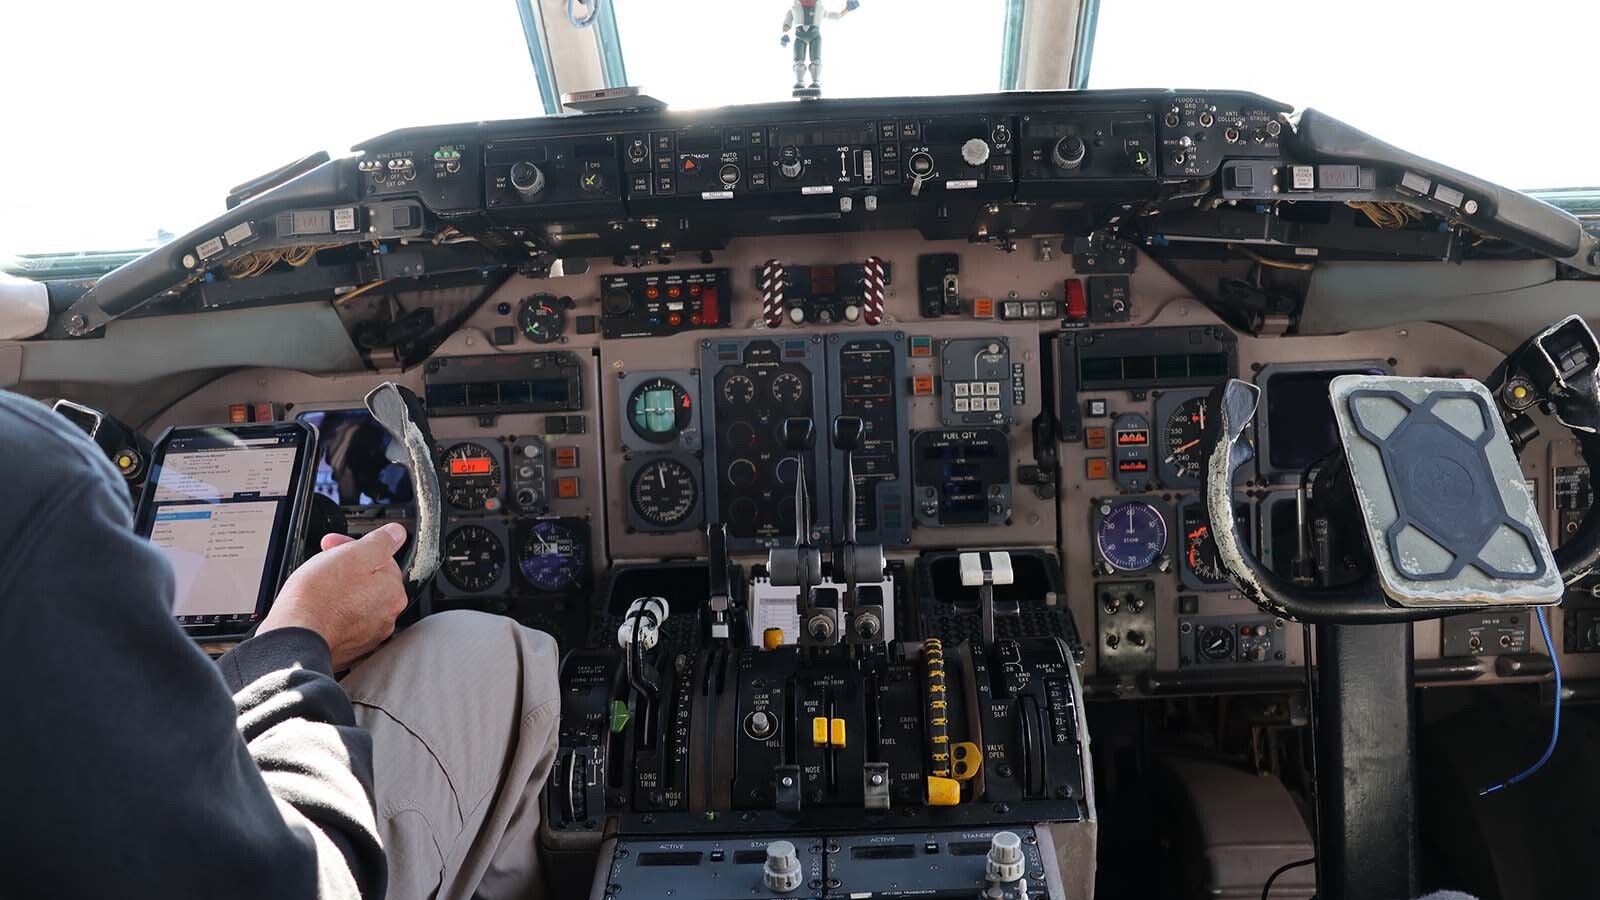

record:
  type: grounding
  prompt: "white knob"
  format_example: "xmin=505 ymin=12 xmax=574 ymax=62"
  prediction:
xmin=509 ymin=161 xmax=545 ymax=199
xmin=788 ymin=306 xmax=806 ymax=324
xmin=843 ymin=304 xmax=861 ymax=322
xmin=985 ymin=831 xmax=1025 ymax=883
xmin=764 ymin=841 xmax=803 ymax=893
xmin=961 ymin=138 xmax=991 ymax=166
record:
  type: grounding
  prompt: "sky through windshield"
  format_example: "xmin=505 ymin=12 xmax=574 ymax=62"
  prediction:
xmin=2 ymin=0 xmax=1593 ymax=258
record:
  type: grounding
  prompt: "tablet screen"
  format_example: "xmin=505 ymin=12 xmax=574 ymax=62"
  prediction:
xmin=137 ymin=425 xmax=313 ymax=630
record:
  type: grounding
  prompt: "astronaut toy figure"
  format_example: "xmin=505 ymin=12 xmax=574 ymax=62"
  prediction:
xmin=781 ymin=0 xmax=859 ymax=97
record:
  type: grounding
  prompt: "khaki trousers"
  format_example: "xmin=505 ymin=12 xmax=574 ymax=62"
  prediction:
xmin=341 ymin=611 xmax=561 ymax=900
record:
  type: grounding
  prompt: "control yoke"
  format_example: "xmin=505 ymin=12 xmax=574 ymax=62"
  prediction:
xmin=1204 ymin=380 xmax=1428 ymax=623
xmin=363 ymin=383 xmax=442 ymax=597
xmin=1206 ymin=318 xmax=1600 ymax=623
xmin=1488 ymin=314 xmax=1600 ymax=583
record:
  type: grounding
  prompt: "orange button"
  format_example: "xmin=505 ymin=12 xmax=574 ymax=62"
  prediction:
xmin=228 ymin=404 xmax=249 ymax=424
xmin=251 ymin=402 xmax=274 ymax=422
xmin=668 ymin=286 xmax=682 ymax=299
xmin=645 ymin=286 xmax=659 ymax=299
xmin=1086 ymin=458 xmax=1109 ymax=479
xmin=912 ymin=374 xmax=935 ymax=396
xmin=554 ymin=447 xmax=579 ymax=468
xmin=972 ymin=297 xmax=995 ymax=318
xmin=668 ymin=313 xmax=683 ymax=326
xmin=1085 ymin=427 xmax=1108 ymax=450
xmin=555 ymin=476 xmax=580 ymax=499
xmin=689 ymin=284 xmax=703 ymax=297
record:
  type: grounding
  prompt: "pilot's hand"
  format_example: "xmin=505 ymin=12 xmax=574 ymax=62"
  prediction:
xmin=259 ymin=523 xmax=409 ymax=670
xmin=780 ymin=33 xmax=790 ymax=47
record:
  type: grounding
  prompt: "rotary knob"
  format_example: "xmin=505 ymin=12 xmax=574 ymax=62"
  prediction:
xmin=961 ymin=138 xmax=991 ymax=166
xmin=602 ymin=285 xmax=634 ymax=315
xmin=985 ymin=831 xmax=1025 ymax=884
xmin=1051 ymin=135 xmax=1086 ymax=170
xmin=779 ymin=145 xmax=804 ymax=179
xmin=763 ymin=841 xmax=803 ymax=893
xmin=509 ymin=161 xmax=546 ymax=199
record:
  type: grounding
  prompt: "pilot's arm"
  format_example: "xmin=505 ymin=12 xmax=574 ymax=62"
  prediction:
xmin=0 ymin=392 xmax=389 ymax=899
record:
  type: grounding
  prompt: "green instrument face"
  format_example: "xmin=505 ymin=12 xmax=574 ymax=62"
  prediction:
xmin=629 ymin=377 xmax=692 ymax=443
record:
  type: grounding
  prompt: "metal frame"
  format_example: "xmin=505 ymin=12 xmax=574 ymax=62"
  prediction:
xmin=1068 ymin=0 xmax=1100 ymax=88
xmin=515 ymin=0 xmax=563 ymax=115
xmin=999 ymin=0 xmax=1027 ymax=91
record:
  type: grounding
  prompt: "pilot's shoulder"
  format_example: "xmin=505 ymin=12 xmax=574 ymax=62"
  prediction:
xmin=0 ymin=391 xmax=121 ymax=493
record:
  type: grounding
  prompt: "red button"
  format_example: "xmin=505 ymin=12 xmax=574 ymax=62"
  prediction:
xmin=645 ymin=286 xmax=659 ymax=300
xmin=668 ymin=313 xmax=683 ymax=326
xmin=689 ymin=284 xmax=703 ymax=297
xmin=1065 ymin=279 xmax=1088 ymax=320
xmin=690 ymin=314 xmax=703 ymax=325
xmin=668 ymin=286 xmax=682 ymax=299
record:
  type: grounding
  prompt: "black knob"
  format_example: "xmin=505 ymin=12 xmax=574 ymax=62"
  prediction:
xmin=602 ymin=286 xmax=633 ymax=315
xmin=781 ymin=417 xmax=815 ymax=451
xmin=1051 ymin=135 xmax=1086 ymax=170
xmin=509 ymin=161 xmax=545 ymax=198
xmin=832 ymin=416 xmax=864 ymax=451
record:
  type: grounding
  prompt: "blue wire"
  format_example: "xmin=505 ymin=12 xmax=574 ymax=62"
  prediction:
xmin=1480 ymin=605 xmax=1562 ymax=796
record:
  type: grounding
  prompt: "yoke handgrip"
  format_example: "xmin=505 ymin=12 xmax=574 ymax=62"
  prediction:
xmin=364 ymin=382 xmax=442 ymax=594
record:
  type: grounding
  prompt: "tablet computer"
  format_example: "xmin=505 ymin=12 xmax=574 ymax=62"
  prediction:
xmin=134 ymin=422 xmax=317 ymax=639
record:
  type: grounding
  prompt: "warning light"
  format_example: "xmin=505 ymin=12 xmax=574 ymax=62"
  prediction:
xmin=449 ymin=457 xmax=493 ymax=475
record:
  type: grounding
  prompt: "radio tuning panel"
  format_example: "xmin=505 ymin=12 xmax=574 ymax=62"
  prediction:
xmin=700 ymin=337 xmax=830 ymax=551
xmin=825 ymin=333 xmax=912 ymax=547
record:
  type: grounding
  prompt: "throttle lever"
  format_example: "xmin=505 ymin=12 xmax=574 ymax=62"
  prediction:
xmin=363 ymin=382 xmax=442 ymax=596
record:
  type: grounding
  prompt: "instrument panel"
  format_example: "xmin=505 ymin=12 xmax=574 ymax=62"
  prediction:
xmin=136 ymin=219 xmax=1597 ymax=699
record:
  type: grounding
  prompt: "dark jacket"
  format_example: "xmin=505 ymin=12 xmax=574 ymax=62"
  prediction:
xmin=0 ymin=390 xmax=385 ymax=898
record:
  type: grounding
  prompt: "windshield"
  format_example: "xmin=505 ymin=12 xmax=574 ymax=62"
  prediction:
xmin=609 ymin=0 xmax=1008 ymax=108
xmin=0 ymin=1 xmax=541 ymax=256
xmin=1089 ymin=0 xmax=1599 ymax=191
xmin=5 ymin=0 xmax=1594 ymax=259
